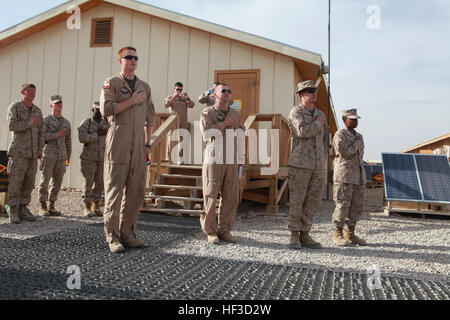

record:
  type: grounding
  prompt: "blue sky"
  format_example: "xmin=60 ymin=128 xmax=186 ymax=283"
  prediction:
xmin=1 ymin=0 xmax=449 ymax=161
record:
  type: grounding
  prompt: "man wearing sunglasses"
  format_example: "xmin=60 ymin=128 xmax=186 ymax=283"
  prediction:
xmin=100 ymin=46 xmax=155 ymax=253
xmin=331 ymin=109 xmax=367 ymax=246
xmin=287 ymin=80 xmax=328 ymax=250
xmin=200 ymin=83 xmax=245 ymax=244
xmin=198 ymin=82 xmax=234 ymax=107
xmin=164 ymin=82 xmax=195 ymax=130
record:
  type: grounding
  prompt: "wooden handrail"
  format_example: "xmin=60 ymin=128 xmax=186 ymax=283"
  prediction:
xmin=149 ymin=114 xmax=179 ymax=149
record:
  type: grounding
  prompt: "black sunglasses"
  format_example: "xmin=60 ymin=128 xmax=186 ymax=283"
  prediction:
xmin=302 ymin=88 xmax=317 ymax=94
xmin=122 ymin=55 xmax=139 ymax=61
xmin=176 ymin=88 xmax=183 ymax=91
xmin=221 ymin=89 xmax=232 ymax=94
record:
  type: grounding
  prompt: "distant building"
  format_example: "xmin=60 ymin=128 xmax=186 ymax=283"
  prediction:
xmin=402 ymin=133 xmax=450 ymax=160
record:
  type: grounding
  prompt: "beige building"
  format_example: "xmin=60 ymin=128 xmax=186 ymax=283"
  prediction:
xmin=403 ymin=133 xmax=450 ymax=160
xmin=0 ymin=0 xmax=337 ymax=189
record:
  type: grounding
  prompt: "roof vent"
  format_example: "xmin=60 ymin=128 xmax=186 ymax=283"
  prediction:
xmin=91 ymin=18 xmax=113 ymax=47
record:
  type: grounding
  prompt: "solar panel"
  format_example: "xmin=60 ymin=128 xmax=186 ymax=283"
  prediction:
xmin=415 ymin=154 xmax=450 ymax=202
xmin=382 ymin=153 xmax=450 ymax=204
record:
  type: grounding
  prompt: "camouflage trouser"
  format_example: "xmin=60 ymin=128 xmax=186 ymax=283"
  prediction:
xmin=332 ymin=182 xmax=365 ymax=228
xmin=80 ymin=159 xmax=104 ymax=202
xmin=38 ymin=158 xmax=66 ymax=203
xmin=6 ymin=157 xmax=38 ymax=207
xmin=288 ymin=167 xmax=325 ymax=232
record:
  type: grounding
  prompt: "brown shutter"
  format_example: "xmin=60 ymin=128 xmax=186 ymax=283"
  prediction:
xmin=90 ymin=18 xmax=113 ymax=47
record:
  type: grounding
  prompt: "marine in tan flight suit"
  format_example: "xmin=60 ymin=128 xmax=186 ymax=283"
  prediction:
xmin=100 ymin=46 xmax=155 ymax=253
xmin=198 ymin=82 xmax=234 ymax=107
xmin=6 ymin=83 xmax=44 ymax=223
xmin=200 ymin=83 xmax=245 ymax=244
xmin=332 ymin=108 xmax=367 ymax=246
xmin=287 ymin=80 xmax=328 ymax=250
xmin=38 ymin=95 xmax=71 ymax=217
xmin=78 ymin=102 xmax=109 ymax=217
xmin=164 ymin=82 xmax=195 ymax=130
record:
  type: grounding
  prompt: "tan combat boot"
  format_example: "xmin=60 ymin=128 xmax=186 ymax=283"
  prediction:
xmin=218 ymin=231 xmax=237 ymax=243
xmin=39 ymin=202 xmax=50 ymax=216
xmin=345 ymin=226 xmax=367 ymax=246
xmin=109 ymin=241 xmax=125 ymax=253
xmin=8 ymin=205 xmax=21 ymax=224
xmin=333 ymin=225 xmax=351 ymax=246
xmin=289 ymin=231 xmax=302 ymax=249
xmin=48 ymin=201 xmax=61 ymax=216
xmin=207 ymin=233 xmax=220 ymax=244
xmin=92 ymin=201 xmax=103 ymax=216
xmin=83 ymin=201 xmax=94 ymax=217
xmin=121 ymin=234 xmax=145 ymax=248
xmin=18 ymin=205 xmax=37 ymax=222
xmin=300 ymin=231 xmax=322 ymax=249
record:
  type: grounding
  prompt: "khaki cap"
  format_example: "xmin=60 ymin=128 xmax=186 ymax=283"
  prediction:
xmin=49 ymin=95 xmax=63 ymax=104
xmin=342 ymin=108 xmax=361 ymax=119
xmin=296 ymin=80 xmax=317 ymax=94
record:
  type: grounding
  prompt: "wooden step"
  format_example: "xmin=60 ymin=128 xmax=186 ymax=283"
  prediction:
xmin=166 ymin=164 xmax=202 ymax=169
xmin=146 ymin=195 xmax=204 ymax=202
xmin=160 ymin=174 xmax=202 ymax=180
xmin=152 ymin=184 xmax=203 ymax=191
xmin=141 ymin=206 xmax=203 ymax=218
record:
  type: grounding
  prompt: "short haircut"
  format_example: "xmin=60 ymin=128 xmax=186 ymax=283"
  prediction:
xmin=214 ymin=81 xmax=221 ymax=86
xmin=342 ymin=116 xmax=347 ymax=122
xmin=175 ymin=82 xmax=183 ymax=88
xmin=214 ymin=83 xmax=228 ymax=93
xmin=21 ymin=83 xmax=36 ymax=91
xmin=118 ymin=46 xmax=137 ymax=59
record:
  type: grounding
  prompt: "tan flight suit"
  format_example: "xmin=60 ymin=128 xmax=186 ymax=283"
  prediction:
xmin=100 ymin=73 xmax=155 ymax=244
xmin=200 ymin=104 xmax=245 ymax=236
xmin=78 ymin=117 xmax=109 ymax=203
xmin=332 ymin=128 xmax=366 ymax=228
xmin=287 ymin=104 xmax=328 ymax=232
xmin=164 ymin=95 xmax=194 ymax=130
xmin=198 ymin=90 xmax=233 ymax=107
xmin=38 ymin=115 xmax=71 ymax=203
xmin=6 ymin=101 xmax=45 ymax=207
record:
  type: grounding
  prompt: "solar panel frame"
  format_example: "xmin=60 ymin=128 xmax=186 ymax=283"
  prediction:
xmin=382 ymin=153 xmax=450 ymax=204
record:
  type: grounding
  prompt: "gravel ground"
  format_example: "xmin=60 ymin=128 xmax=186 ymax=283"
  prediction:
xmin=163 ymin=188 xmax=450 ymax=283
xmin=1 ymin=187 xmax=449 ymax=283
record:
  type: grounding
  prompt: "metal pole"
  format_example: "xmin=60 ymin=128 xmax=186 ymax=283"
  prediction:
xmin=326 ymin=0 xmax=331 ymax=200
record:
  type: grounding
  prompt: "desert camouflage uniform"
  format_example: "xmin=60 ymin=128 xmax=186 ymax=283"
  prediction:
xmin=78 ymin=117 xmax=109 ymax=203
xmin=38 ymin=115 xmax=71 ymax=203
xmin=6 ymin=101 xmax=45 ymax=207
xmin=287 ymin=103 xmax=328 ymax=232
xmin=332 ymin=128 xmax=366 ymax=228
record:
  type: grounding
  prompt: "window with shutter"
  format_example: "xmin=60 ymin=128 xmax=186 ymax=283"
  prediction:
xmin=90 ymin=18 xmax=113 ymax=47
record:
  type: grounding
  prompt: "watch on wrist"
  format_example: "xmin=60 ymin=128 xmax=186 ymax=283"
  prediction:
xmin=146 ymin=144 xmax=151 ymax=149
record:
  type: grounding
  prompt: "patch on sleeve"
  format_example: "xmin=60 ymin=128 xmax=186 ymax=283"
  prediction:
xmin=202 ymin=111 xmax=208 ymax=117
xmin=102 ymin=81 xmax=110 ymax=89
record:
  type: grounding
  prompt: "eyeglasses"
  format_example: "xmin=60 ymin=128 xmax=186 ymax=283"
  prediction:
xmin=221 ymin=89 xmax=232 ymax=94
xmin=303 ymin=88 xmax=317 ymax=94
xmin=176 ymin=88 xmax=183 ymax=92
xmin=122 ymin=55 xmax=139 ymax=61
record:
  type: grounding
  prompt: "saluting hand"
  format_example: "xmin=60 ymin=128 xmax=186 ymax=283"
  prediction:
xmin=57 ymin=129 xmax=67 ymax=138
xmin=31 ymin=116 xmax=40 ymax=126
xmin=131 ymin=90 xmax=146 ymax=105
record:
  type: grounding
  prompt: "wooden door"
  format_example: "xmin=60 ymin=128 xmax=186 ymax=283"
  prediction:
xmin=215 ymin=69 xmax=260 ymax=124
